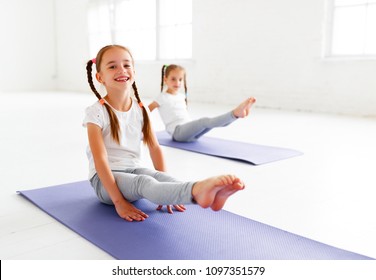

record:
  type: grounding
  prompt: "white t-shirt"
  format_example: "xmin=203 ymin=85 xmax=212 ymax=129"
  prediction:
xmin=83 ymin=98 xmax=144 ymax=179
xmin=154 ymin=92 xmax=191 ymax=134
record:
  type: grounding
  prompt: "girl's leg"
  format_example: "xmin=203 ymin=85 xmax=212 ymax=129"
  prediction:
xmin=90 ymin=171 xmax=194 ymax=205
xmin=90 ymin=171 xmax=245 ymax=211
xmin=125 ymin=167 xmax=181 ymax=183
xmin=173 ymin=97 xmax=256 ymax=142
xmin=173 ymin=111 xmax=236 ymax=142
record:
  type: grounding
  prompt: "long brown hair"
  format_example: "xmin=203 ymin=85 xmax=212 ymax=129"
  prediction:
xmin=86 ymin=45 xmax=153 ymax=146
xmin=161 ymin=64 xmax=188 ymax=104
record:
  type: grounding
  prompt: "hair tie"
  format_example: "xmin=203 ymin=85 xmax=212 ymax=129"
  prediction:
xmin=92 ymin=58 xmax=96 ymax=64
xmin=138 ymin=102 xmax=144 ymax=108
xmin=164 ymin=64 xmax=169 ymax=68
xmin=99 ymin=98 xmax=105 ymax=105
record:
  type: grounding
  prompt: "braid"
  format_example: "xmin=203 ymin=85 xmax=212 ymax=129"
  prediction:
xmin=86 ymin=59 xmax=120 ymax=144
xmin=86 ymin=60 xmax=102 ymax=100
xmin=132 ymin=82 xmax=153 ymax=146
xmin=184 ymin=72 xmax=188 ymax=105
xmin=161 ymin=65 xmax=167 ymax=92
xmin=103 ymin=104 xmax=120 ymax=144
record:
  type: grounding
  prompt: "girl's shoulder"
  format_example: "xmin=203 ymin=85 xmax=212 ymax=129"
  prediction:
xmin=83 ymin=100 xmax=107 ymax=128
xmin=130 ymin=97 xmax=147 ymax=117
xmin=86 ymin=99 xmax=105 ymax=109
xmin=85 ymin=100 xmax=106 ymax=116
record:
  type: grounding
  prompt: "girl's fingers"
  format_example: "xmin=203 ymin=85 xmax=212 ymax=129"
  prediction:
xmin=173 ymin=204 xmax=186 ymax=212
xmin=156 ymin=204 xmax=187 ymax=213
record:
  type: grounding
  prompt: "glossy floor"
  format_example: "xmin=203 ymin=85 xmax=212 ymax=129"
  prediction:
xmin=1 ymin=91 xmax=375 ymax=259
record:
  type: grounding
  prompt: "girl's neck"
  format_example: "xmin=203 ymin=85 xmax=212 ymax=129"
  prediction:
xmin=104 ymin=91 xmax=132 ymax=112
xmin=166 ymin=88 xmax=178 ymax=95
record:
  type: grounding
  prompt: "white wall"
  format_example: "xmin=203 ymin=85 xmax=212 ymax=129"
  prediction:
xmin=122 ymin=0 xmax=376 ymax=117
xmin=0 ymin=0 xmax=90 ymax=93
xmin=0 ymin=0 xmax=56 ymax=91
xmin=55 ymin=0 xmax=90 ymax=91
xmin=187 ymin=0 xmax=376 ymax=117
xmin=1 ymin=0 xmax=375 ymax=116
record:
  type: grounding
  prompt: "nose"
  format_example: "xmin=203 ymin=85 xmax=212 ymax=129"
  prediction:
xmin=117 ymin=64 xmax=126 ymax=73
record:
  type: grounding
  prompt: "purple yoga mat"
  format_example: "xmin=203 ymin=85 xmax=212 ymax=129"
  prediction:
xmin=18 ymin=181 xmax=372 ymax=260
xmin=156 ymin=131 xmax=303 ymax=165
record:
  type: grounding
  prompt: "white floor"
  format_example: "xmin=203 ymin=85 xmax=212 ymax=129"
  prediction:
xmin=1 ymin=91 xmax=376 ymax=260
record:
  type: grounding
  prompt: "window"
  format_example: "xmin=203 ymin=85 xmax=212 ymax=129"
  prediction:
xmin=327 ymin=0 xmax=376 ymax=57
xmin=87 ymin=0 xmax=192 ymax=60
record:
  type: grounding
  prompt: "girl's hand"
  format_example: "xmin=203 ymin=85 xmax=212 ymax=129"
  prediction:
xmin=156 ymin=204 xmax=187 ymax=214
xmin=114 ymin=200 xmax=149 ymax=222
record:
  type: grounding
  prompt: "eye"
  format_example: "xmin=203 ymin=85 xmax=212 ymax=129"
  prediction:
xmin=124 ymin=64 xmax=131 ymax=68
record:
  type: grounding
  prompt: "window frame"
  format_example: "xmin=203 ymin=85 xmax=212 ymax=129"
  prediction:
xmin=87 ymin=0 xmax=192 ymax=61
xmin=324 ymin=0 xmax=376 ymax=59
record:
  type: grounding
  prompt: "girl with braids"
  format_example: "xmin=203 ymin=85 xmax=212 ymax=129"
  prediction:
xmin=83 ymin=45 xmax=245 ymax=221
xmin=148 ymin=64 xmax=256 ymax=142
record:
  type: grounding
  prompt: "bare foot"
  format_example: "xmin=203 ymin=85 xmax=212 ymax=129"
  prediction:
xmin=192 ymin=175 xmax=245 ymax=210
xmin=232 ymin=97 xmax=256 ymax=118
xmin=211 ymin=177 xmax=245 ymax=211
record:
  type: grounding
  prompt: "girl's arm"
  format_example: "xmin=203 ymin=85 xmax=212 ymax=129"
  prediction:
xmin=148 ymin=129 xmax=166 ymax=172
xmin=148 ymin=101 xmax=159 ymax=112
xmin=87 ymin=123 xmax=148 ymax=221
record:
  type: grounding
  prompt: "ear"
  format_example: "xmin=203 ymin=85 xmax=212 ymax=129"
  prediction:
xmin=96 ymin=73 xmax=104 ymax=84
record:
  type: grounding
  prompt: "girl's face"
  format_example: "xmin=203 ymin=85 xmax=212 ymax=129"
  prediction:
xmin=164 ymin=69 xmax=185 ymax=94
xmin=96 ymin=47 xmax=135 ymax=93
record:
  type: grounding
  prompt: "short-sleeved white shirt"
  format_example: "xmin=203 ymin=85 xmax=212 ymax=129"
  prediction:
xmin=83 ymin=98 xmax=144 ymax=179
xmin=154 ymin=92 xmax=191 ymax=134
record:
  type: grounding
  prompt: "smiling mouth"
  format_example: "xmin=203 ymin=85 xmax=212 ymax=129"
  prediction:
xmin=115 ymin=77 xmax=130 ymax=82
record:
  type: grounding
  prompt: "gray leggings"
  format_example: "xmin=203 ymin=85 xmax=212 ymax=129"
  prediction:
xmin=172 ymin=111 xmax=237 ymax=142
xmin=90 ymin=168 xmax=195 ymax=205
